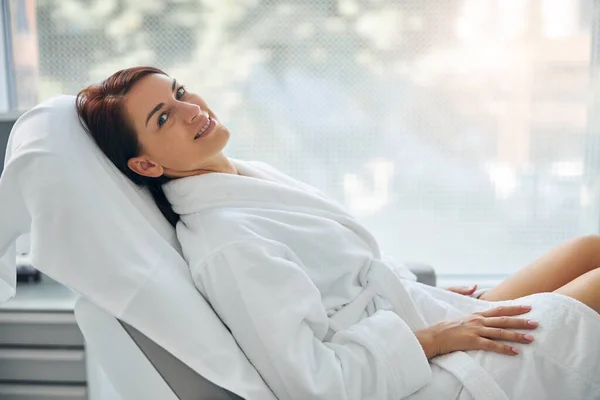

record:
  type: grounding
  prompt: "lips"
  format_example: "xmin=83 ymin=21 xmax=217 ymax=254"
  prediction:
xmin=194 ymin=116 xmax=214 ymax=140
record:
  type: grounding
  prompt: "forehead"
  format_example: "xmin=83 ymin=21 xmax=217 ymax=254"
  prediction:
xmin=124 ymin=73 xmax=173 ymax=124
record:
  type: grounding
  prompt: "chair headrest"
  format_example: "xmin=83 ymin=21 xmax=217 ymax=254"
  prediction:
xmin=0 ymin=94 xmax=180 ymax=309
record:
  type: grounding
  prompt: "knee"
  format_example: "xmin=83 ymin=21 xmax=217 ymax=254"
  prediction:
xmin=574 ymin=235 xmax=600 ymax=265
xmin=575 ymin=235 xmax=600 ymax=247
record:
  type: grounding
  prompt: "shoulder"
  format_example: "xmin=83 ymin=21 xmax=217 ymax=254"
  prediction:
xmin=179 ymin=207 xmax=262 ymax=240
xmin=176 ymin=208 xmax=242 ymax=241
xmin=175 ymin=208 xmax=283 ymax=262
xmin=238 ymin=159 xmax=280 ymax=173
xmin=242 ymin=160 xmax=329 ymax=198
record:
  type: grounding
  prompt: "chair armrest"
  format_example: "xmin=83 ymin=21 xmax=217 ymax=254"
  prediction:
xmin=405 ymin=262 xmax=436 ymax=287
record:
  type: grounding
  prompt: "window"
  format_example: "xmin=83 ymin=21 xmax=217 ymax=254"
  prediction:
xmin=10 ymin=0 xmax=600 ymax=279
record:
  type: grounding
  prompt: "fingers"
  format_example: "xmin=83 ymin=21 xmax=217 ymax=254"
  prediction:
xmin=479 ymin=327 xmax=535 ymax=344
xmin=476 ymin=305 xmax=532 ymax=318
xmin=476 ymin=337 xmax=521 ymax=356
xmin=483 ymin=316 xmax=538 ymax=330
xmin=447 ymin=285 xmax=477 ymax=295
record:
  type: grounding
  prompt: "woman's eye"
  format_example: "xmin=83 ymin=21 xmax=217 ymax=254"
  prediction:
xmin=158 ymin=112 xmax=168 ymax=127
xmin=176 ymin=86 xmax=186 ymax=100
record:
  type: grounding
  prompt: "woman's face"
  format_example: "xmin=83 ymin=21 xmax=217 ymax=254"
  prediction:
xmin=124 ymin=73 xmax=230 ymax=178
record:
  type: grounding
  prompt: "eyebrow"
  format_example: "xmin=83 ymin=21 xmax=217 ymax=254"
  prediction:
xmin=145 ymin=78 xmax=178 ymax=127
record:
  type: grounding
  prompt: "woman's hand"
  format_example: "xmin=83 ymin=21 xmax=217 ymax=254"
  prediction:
xmin=415 ymin=305 xmax=538 ymax=359
xmin=446 ymin=284 xmax=478 ymax=296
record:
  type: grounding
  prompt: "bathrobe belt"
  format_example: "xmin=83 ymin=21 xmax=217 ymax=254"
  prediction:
xmin=326 ymin=260 xmax=509 ymax=400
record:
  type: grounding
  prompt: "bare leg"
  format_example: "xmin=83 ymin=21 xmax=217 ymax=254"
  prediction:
xmin=480 ymin=235 xmax=600 ymax=301
xmin=554 ymin=267 xmax=600 ymax=313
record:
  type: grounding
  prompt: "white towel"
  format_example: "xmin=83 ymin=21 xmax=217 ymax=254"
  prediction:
xmin=0 ymin=95 xmax=276 ymax=399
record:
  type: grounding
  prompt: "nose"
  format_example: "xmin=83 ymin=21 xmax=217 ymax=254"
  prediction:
xmin=181 ymin=102 xmax=202 ymax=124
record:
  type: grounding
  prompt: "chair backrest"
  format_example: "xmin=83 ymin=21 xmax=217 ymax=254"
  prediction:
xmin=0 ymin=95 xmax=279 ymax=400
xmin=75 ymin=297 xmax=243 ymax=400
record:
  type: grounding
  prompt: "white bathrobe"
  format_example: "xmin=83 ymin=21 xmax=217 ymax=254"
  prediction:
xmin=164 ymin=159 xmax=600 ymax=400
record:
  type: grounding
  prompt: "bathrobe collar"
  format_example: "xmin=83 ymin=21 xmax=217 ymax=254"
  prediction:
xmin=164 ymin=159 xmax=352 ymax=220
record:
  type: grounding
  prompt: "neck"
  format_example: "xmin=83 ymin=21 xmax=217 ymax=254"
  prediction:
xmin=213 ymin=155 xmax=237 ymax=175
xmin=168 ymin=153 xmax=238 ymax=178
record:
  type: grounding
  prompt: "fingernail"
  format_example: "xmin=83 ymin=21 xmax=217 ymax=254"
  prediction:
xmin=524 ymin=334 xmax=534 ymax=341
xmin=528 ymin=320 xmax=538 ymax=327
xmin=521 ymin=305 xmax=532 ymax=310
xmin=512 ymin=347 xmax=520 ymax=354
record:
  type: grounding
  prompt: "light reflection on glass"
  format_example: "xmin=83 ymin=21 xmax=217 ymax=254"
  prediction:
xmin=10 ymin=0 xmax=598 ymax=275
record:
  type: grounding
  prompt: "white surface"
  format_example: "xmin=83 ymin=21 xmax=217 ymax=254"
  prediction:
xmin=86 ymin=356 xmax=122 ymax=400
xmin=75 ymin=298 xmax=176 ymax=400
xmin=0 ymin=95 xmax=274 ymax=399
xmin=86 ymin=358 xmax=122 ymax=400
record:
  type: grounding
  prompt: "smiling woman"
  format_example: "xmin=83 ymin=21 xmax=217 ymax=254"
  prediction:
xmin=72 ymin=65 xmax=600 ymax=400
xmin=76 ymin=66 xmax=237 ymax=227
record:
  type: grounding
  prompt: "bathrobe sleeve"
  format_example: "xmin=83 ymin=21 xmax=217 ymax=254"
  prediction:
xmin=191 ymin=240 xmax=432 ymax=400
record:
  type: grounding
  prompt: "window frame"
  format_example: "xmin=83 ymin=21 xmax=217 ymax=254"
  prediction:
xmin=0 ymin=0 xmax=13 ymax=113
xmin=3 ymin=1 xmax=600 ymax=284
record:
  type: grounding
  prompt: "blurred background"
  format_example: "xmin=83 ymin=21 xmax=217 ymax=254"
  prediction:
xmin=6 ymin=0 xmax=600 ymax=283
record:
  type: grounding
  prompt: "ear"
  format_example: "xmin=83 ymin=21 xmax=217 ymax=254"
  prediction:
xmin=127 ymin=156 xmax=164 ymax=178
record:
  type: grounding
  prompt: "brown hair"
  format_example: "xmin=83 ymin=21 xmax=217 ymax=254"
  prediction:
xmin=76 ymin=66 xmax=179 ymax=227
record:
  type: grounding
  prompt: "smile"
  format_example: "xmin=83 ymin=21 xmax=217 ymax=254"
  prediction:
xmin=194 ymin=117 xmax=215 ymax=140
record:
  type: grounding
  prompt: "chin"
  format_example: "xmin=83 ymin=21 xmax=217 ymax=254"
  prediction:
xmin=216 ymin=124 xmax=231 ymax=143
xmin=209 ymin=125 xmax=230 ymax=154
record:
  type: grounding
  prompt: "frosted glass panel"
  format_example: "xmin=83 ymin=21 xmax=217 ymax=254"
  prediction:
xmin=14 ymin=0 xmax=600 ymax=276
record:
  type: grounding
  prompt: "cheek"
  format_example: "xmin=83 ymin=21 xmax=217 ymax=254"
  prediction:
xmin=144 ymin=136 xmax=185 ymax=162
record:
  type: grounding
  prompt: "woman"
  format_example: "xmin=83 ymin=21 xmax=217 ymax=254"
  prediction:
xmin=76 ymin=66 xmax=600 ymax=400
